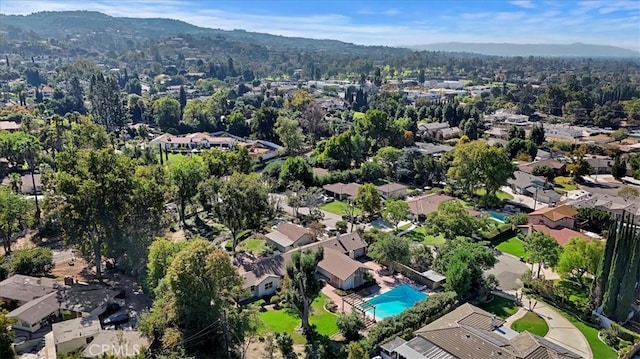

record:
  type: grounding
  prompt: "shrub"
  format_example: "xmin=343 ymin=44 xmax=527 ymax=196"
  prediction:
xmin=337 ymin=312 xmax=365 ymax=341
xmin=275 ymin=333 xmax=294 ymax=357
xmin=10 ymin=247 xmax=53 ymax=276
xmin=505 ymin=213 xmax=528 ymax=225
xmin=600 ymin=328 xmax=620 ymax=347
xmin=336 ymin=220 xmax=348 ymax=233
xmin=334 ymin=289 xmax=348 ymax=296
xmin=270 ymin=294 xmax=281 ymax=305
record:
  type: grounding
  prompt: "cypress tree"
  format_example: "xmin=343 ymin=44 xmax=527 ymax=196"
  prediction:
xmin=600 ymin=213 xmax=640 ymax=321
xmin=591 ymin=219 xmax=617 ymax=308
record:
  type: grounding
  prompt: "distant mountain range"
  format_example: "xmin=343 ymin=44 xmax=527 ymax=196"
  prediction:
xmin=0 ymin=11 xmax=410 ymax=56
xmin=1 ymin=11 xmax=638 ymax=59
xmin=408 ymin=42 xmax=640 ymax=58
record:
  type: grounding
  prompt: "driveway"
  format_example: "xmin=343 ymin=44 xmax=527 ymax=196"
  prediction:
xmin=485 ymin=253 xmax=529 ymax=291
xmin=502 ymin=295 xmax=592 ymax=359
xmin=269 ymin=193 xmax=342 ymax=229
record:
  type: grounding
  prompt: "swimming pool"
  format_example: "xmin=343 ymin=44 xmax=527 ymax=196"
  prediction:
xmin=488 ymin=211 xmax=507 ymax=222
xmin=362 ymin=284 xmax=428 ymax=319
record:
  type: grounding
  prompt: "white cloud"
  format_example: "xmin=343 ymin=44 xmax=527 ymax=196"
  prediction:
xmin=510 ymin=0 xmax=536 ymax=9
xmin=0 ymin=0 xmax=637 ymax=50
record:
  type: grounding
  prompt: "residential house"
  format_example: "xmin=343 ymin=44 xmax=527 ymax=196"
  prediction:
xmin=52 ymin=316 xmax=102 ymax=354
xmin=381 ymin=303 xmax=580 ymax=359
xmin=484 ymin=127 xmax=508 ymax=139
xmin=1 ymin=173 xmax=43 ymax=194
xmin=406 ymin=193 xmax=455 ymax=221
xmin=508 ymin=171 xmax=554 ymax=202
xmin=586 ymin=157 xmax=611 ymax=175
xmin=528 ymin=205 xmax=576 ymax=229
xmin=545 ymin=124 xmax=583 ymax=139
xmin=82 ymin=330 xmax=150 ymax=358
xmin=0 ymin=120 xmax=21 ymax=132
xmin=437 ymin=126 xmax=460 ymax=140
xmin=58 ymin=285 xmax=121 ymax=318
xmin=265 ymin=222 xmax=314 ymax=252
xmin=520 ymin=224 xmax=590 ymax=246
xmin=418 ymin=122 xmax=449 ymax=140
xmin=410 ymin=142 xmax=454 ymax=157
xmin=518 ymin=159 xmax=566 ymax=176
xmin=151 ymin=131 xmax=283 ymax=161
xmin=377 ymin=182 xmax=408 ymax=199
xmin=322 ymin=182 xmax=361 ymax=200
xmin=240 ymin=238 xmax=369 ymax=299
xmin=568 ymin=193 xmax=640 ymax=224
xmin=319 ymin=232 xmax=368 ymax=259
xmin=7 ymin=292 xmax=60 ymax=333
xmin=0 ymin=275 xmax=59 ymax=306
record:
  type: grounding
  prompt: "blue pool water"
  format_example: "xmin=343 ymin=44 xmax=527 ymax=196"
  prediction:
xmin=362 ymin=284 xmax=428 ymax=319
xmin=488 ymin=211 xmax=507 ymax=222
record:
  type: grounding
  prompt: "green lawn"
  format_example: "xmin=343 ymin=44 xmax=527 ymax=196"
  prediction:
xmin=550 ymin=303 xmax=617 ymax=359
xmin=353 ymin=111 xmax=365 ymax=120
xmin=496 ymin=236 xmax=530 ymax=259
xmin=402 ymin=226 xmax=446 ymax=246
xmin=475 ymin=188 xmax=514 ymax=201
xmin=397 ymin=222 xmax=412 ymax=231
xmin=554 ymin=176 xmax=578 ymax=192
xmin=157 ymin=152 xmax=203 ymax=167
xmin=320 ymin=200 xmax=362 ymax=216
xmin=259 ymin=294 xmax=339 ymax=344
xmin=237 ymin=238 xmax=268 ymax=255
xmin=478 ymin=296 xmax=519 ymax=319
xmin=511 ymin=312 xmax=549 ymax=336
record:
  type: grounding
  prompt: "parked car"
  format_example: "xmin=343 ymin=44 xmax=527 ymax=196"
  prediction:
xmin=102 ymin=310 xmax=130 ymax=325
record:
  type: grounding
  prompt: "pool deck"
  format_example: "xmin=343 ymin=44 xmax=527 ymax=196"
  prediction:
xmin=322 ymin=259 xmax=427 ymax=318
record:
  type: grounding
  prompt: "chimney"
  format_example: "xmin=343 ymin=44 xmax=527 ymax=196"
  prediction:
xmin=491 ymin=315 xmax=497 ymax=329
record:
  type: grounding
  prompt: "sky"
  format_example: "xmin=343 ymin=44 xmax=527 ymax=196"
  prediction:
xmin=1 ymin=0 xmax=639 ymax=50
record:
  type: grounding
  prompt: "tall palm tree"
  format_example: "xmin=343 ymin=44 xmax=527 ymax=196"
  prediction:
xmin=7 ymin=172 xmax=21 ymax=193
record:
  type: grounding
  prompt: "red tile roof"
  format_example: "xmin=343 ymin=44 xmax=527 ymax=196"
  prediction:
xmin=529 ymin=224 xmax=589 ymax=246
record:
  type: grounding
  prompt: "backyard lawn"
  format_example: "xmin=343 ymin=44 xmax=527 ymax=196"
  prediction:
xmin=157 ymin=152 xmax=203 ymax=167
xmin=478 ymin=296 xmax=519 ymax=319
xmin=403 ymin=226 xmax=446 ymax=246
xmin=475 ymin=188 xmax=514 ymax=201
xmin=237 ymin=238 xmax=268 ymax=255
xmin=554 ymin=176 xmax=578 ymax=194
xmin=496 ymin=236 xmax=530 ymax=259
xmin=320 ymin=200 xmax=362 ymax=216
xmin=550 ymin=303 xmax=617 ymax=359
xmin=510 ymin=312 xmax=549 ymax=336
xmin=259 ymin=294 xmax=339 ymax=344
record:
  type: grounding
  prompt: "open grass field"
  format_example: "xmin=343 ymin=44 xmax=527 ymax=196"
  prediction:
xmin=320 ymin=200 xmax=362 ymax=216
xmin=259 ymin=294 xmax=339 ymax=344
xmin=510 ymin=312 xmax=549 ymax=336
xmin=477 ymin=296 xmax=519 ymax=319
